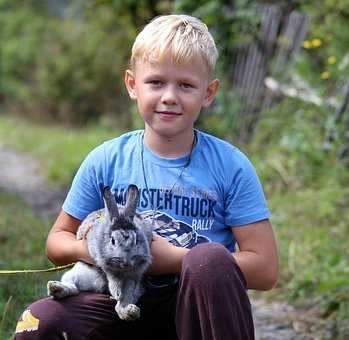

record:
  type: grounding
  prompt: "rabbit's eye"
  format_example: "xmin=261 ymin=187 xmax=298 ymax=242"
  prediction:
xmin=111 ymin=237 xmax=115 ymax=246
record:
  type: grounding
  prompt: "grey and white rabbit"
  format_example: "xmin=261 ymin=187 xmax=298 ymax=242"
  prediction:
xmin=47 ymin=184 xmax=153 ymax=321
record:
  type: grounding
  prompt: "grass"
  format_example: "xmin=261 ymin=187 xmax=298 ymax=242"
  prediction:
xmin=0 ymin=114 xmax=119 ymax=186
xmin=247 ymin=98 xmax=349 ymax=338
xmin=0 ymin=111 xmax=348 ymax=338
xmin=255 ymin=187 xmax=349 ymax=338
xmin=0 ymin=115 xmax=122 ymax=338
xmin=0 ymin=190 xmax=62 ymax=339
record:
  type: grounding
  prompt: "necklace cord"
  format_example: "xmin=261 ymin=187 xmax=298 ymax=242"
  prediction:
xmin=141 ymin=131 xmax=197 ymax=214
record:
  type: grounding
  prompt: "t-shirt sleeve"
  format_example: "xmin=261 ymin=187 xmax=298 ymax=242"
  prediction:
xmin=224 ymin=151 xmax=270 ymax=227
xmin=62 ymin=145 xmax=106 ymax=220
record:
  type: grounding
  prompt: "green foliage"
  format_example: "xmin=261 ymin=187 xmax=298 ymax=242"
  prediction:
xmin=174 ymin=0 xmax=261 ymax=74
xmin=196 ymin=84 xmax=243 ymax=141
xmin=34 ymin=11 xmax=130 ymax=124
xmin=92 ymin=0 xmax=172 ymax=28
xmin=270 ymin=187 xmax=349 ymax=337
xmin=247 ymin=97 xmax=349 ymax=337
xmin=0 ymin=1 xmax=139 ymax=125
xmin=332 ymin=292 xmax=349 ymax=339
xmin=295 ymin=0 xmax=349 ymax=89
xmin=273 ymin=187 xmax=349 ymax=295
xmin=249 ymin=98 xmax=348 ymax=190
xmin=0 ymin=2 xmax=47 ymax=100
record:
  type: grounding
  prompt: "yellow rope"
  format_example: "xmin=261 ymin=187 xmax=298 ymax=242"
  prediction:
xmin=0 ymin=263 xmax=75 ymax=274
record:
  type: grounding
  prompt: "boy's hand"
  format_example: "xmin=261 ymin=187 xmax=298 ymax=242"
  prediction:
xmin=77 ymin=239 xmax=95 ymax=265
xmin=147 ymin=234 xmax=189 ymax=275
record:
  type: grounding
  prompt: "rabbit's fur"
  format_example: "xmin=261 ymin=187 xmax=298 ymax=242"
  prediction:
xmin=47 ymin=185 xmax=153 ymax=321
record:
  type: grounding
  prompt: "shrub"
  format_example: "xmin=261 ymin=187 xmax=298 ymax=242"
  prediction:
xmin=34 ymin=13 xmax=130 ymax=125
xmin=0 ymin=2 xmax=133 ymax=125
xmin=0 ymin=1 xmax=47 ymax=101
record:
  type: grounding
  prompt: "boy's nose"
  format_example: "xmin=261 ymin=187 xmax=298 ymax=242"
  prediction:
xmin=161 ymin=86 xmax=178 ymax=105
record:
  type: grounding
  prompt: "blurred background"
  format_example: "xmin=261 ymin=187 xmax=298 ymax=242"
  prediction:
xmin=0 ymin=0 xmax=348 ymax=339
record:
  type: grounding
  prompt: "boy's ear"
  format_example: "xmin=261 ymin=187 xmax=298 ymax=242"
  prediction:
xmin=124 ymin=69 xmax=137 ymax=100
xmin=202 ymin=79 xmax=220 ymax=108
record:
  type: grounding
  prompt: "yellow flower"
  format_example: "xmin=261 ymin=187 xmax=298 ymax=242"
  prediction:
xmin=302 ymin=40 xmax=312 ymax=49
xmin=321 ymin=71 xmax=330 ymax=79
xmin=327 ymin=56 xmax=337 ymax=65
xmin=312 ymin=38 xmax=322 ymax=47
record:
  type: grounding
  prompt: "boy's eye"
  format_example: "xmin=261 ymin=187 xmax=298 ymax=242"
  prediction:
xmin=180 ymin=83 xmax=193 ymax=89
xmin=147 ymin=80 xmax=163 ymax=86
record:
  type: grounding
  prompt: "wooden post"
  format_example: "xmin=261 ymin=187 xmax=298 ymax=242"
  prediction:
xmin=323 ymin=82 xmax=349 ymax=152
xmin=229 ymin=4 xmax=309 ymax=143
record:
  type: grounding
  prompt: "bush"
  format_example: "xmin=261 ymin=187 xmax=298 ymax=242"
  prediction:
xmin=0 ymin=2 xmax=133 ymax=125
xmin=34 ymin=12 xmax=130 ymax=125
xmin=175 ymin=0 xmax=261 ymax=74
xmin=0 ymin=1 xmax=47 ymax=101
xmin=296 ymin=0 xmax=349 ymax=90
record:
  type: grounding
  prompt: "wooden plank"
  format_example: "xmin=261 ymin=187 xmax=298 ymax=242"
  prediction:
xmin=227 ymin=4 xmax=309 ymax=141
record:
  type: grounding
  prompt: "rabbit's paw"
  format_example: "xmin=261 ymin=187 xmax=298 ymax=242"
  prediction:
xmin=47 ymin=281 xmax=78 ymax=299
xmin=115 ymin=302 xmax=140 ymax=321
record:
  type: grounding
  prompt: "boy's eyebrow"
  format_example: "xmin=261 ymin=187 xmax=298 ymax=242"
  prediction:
xmin=142 ymin=73 xmax=202 ymax=84
xmin=142 ymin=73 xmax=165 ymax=79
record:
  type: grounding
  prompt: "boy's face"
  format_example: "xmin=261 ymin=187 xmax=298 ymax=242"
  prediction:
xmin=125 ymin=54 xmax=219 ymax=141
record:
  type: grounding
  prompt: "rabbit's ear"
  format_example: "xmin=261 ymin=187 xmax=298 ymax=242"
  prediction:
xmin=124 ymin=184 xmax=140 ymax=219
xmin=103 ymin=187 xmax=119 ymax=221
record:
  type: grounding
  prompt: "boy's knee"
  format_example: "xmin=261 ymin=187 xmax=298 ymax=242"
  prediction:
xmin=181 ymin=242 xmax=246 ymax=288
xmin=15 ymin=298 xmax=64 ymax=339
xmin=182 ymin=243 xmax=231 ymax=277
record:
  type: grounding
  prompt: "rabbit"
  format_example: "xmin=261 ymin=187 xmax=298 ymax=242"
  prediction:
xmin=47 ymin=184 xmax=153 ymax=321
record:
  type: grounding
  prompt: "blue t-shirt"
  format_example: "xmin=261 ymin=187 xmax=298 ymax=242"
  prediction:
xmin=63 ymin=129 xmax=270 ymax=252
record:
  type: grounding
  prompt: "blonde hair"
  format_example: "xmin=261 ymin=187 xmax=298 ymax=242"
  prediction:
xmin=130 ymin=14 xmax=218 ymax=75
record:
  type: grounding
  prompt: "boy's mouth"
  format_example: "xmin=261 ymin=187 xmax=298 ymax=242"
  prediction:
xmin=155 ymin=110 xmax=182 ymax=116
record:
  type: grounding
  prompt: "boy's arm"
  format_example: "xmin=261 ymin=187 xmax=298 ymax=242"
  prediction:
xmin=231 ymin=219 xmax=279 ymax=290
xmin=46 ymin=210 xmax=94 ymax=266
xmin=147 ymin=234 xmax=189 ymax=275
xmin=148 ymin=219 xmax=278 ymax=291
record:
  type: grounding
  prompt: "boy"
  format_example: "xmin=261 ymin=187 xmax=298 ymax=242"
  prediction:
xmin=15 ymin=14 xmax=278 ymax=340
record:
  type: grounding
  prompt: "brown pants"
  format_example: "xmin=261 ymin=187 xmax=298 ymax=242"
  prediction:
xmin=15 ymin=243 xmax=254 ymax=340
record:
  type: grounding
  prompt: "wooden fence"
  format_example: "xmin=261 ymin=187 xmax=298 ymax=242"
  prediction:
xmin=229 ymin=4 xmax=309 ymax=142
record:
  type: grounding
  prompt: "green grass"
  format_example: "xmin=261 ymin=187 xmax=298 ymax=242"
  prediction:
xmin=0 ymin=115 xmax=123 ymax=338
xmin=271 ymin=187 xmax=349 ymax=294
xmin=259 ymin=187 xmax=349 ymax=338
xmin=0 ymin=190 xmax=62 ymax=339
xmin=0 ymin=115 xmax=120 ymax=186
xmin=247 ymin=98 xmax=349 ymax=338
xmin=0 ymin=111 xmax=348 ymax=338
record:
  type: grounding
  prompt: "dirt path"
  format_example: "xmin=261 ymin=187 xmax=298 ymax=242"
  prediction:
xmin=0 ymin=145 xmax=67 ymax=220
xmin=0 ymin=144 xmax=309 ymax=339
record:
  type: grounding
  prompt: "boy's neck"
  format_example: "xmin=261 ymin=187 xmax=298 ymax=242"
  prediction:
xmin=143 ymin=129 xmax=196 ymax=158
